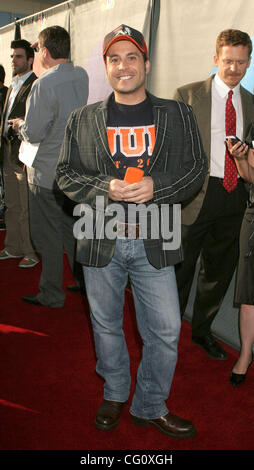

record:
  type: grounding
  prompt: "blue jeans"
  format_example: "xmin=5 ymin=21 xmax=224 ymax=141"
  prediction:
xmin=83 ymin=238 xmax=181 ymax=419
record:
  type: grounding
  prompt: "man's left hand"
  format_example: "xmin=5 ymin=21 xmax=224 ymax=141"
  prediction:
xmin=122 ymin=176 xmax=154 ymax=203
xmin=7 ymin=118 xmax=24 ymax=133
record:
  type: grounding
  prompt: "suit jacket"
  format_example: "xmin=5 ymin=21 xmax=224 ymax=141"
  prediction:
xmin=0 ymin=85 xmax=8 ymax=117
xmin=0 ymin=72 xmax=37 ymax=165
xmin=56 ymin=92 xmax=207 ymax=269
xmin=19 ymin=63 xmax=89 ymax=190
xmin=173 ymin=75 xmax=254 ymax=225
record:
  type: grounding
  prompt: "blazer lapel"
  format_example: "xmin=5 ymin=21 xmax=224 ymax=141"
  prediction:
xmin=144 ymin=94 xmax=168 ymax=175
xmin=1 ymin=86 xmax=12 ymax=124
xmin=93 ymin=94 xmax=121 ymax=177
xmin=190 ymin=77 xmax=212 ymax=160
xmin=10 ymin=73 xmax=36 ymax=116
xmin=240 ymin=85 xmax=254 ymax=137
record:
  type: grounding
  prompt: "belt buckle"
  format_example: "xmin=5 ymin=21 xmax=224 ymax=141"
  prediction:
xmin=117 ymin=221 xmax=140 ymax=239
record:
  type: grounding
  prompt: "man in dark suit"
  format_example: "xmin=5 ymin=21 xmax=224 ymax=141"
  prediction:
xmin=173 ymin=29 xmax=254 ymax=359
xmin=56 ymin=25 xmax=207 ymax=438
xmin=0 ymin=39 xmax=38 ymax=267
xmin=0 ymin=64 xmax=8 ymax=230
xmin=0 ymin=64 xmax=8 ymax=115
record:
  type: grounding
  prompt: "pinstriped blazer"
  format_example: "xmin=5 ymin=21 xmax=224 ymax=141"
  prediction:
xmin=56 ymin=92 xmax=207 ymax=268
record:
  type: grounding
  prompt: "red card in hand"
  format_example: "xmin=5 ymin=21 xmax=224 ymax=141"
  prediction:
xmin=124 ymin=167 xmax=144 ymax=183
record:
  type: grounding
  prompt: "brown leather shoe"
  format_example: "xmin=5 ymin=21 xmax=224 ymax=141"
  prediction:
xmin=95 ymin=399 xmax=126 ymax=431
xmin=131 ymin=412 xmax=196 ymax=438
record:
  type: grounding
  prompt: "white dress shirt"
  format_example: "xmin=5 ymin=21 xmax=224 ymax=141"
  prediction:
xmin=4 ymin=70 xmax=33 ymax=134
xmin=210 ymin=73 xmax=243 ymax=178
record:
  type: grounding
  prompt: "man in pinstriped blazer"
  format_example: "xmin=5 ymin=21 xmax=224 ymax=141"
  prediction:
xmin=56 ymin=25 xmax=207 ymax=438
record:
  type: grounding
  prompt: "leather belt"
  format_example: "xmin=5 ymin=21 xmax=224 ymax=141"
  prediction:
xmin=209 ymin=175 xmax=242 ymax=185
xmin=116 ymin=222 xmax=141 ymax=239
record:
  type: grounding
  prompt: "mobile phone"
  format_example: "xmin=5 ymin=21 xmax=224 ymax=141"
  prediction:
xmin=124 ymin=167 xmax=144 ymax=183
xmin=226 ymin=135 xmax=242 ymax=146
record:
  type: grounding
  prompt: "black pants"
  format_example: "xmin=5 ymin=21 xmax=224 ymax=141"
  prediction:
xmin=175 ymin=177 xmax=248 ymax=338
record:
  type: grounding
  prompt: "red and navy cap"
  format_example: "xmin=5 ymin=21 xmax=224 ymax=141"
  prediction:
xmin=103 ymin=24 xmax=148 ymax=60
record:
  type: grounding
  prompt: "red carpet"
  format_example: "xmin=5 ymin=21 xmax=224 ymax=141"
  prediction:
xmin=0 ymin=230 xmax=254 ymax=455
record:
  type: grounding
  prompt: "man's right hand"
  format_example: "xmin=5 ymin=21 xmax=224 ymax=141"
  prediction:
xmin=226 ymin=137 xmax=248 ymax=158
xmin=109 ymin=179 xmax=129 ymax=201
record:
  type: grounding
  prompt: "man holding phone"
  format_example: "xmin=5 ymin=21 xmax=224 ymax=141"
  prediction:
xmin=173 ymin=29 xmax=254 ymax=360
xmin=56 ymin=25 xmax=207 ymax=437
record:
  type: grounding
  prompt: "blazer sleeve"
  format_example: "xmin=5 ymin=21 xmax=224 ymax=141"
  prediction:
xmin=56 ymin=107 xmax=114 ymax=208
xmin=151 ymin=101 xmax=208 ymax=206
xmin=19 ymin=80 xmax=54 ymax=144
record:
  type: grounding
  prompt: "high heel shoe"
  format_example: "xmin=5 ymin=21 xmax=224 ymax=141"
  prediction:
xmin=229 ymin=371 xmax=247 ymax=386
xmin=229 ymin=358 xmax=252 ymax=387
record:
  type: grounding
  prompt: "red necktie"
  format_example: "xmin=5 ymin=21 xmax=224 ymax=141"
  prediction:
xmin=223 ymin=90 xmax=238 ymax=193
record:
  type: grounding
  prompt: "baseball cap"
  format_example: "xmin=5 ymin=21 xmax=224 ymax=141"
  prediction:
xmin=103 ymin=24 xmax=148 ymax=60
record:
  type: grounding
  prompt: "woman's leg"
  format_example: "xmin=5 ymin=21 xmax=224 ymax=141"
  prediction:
xmin=232 ymin=304 xmax=254 ymax=373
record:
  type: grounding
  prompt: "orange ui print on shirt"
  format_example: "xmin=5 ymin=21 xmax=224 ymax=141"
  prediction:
xmin=107 ymin=125 xmax=155 ymax=179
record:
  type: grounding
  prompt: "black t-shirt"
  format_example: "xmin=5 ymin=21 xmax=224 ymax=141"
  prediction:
xmin=107 ymin=95 xmax=155 ymax=179
xmin=106 ymin=95 xmax=155 ymax=223
xmin=0 ymin=86 xmax=7 ymax=117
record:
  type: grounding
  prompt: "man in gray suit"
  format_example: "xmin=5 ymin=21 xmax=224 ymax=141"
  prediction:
xmin=10 ymin=26 xmax=89 ymax=308
xmin=56 ymin=25 xmax=207 ymax=438
xmin=173 ymin=29 xmax=254 ymax=359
